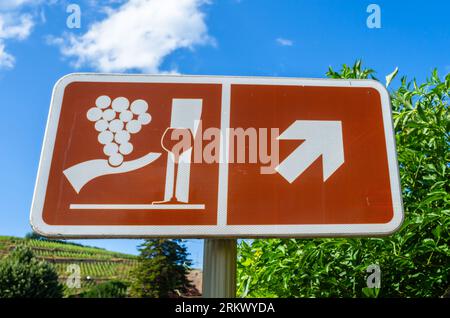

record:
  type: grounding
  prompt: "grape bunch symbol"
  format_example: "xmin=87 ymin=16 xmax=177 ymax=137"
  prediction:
xmin=86 ymin=95 xmax=152 ymax=166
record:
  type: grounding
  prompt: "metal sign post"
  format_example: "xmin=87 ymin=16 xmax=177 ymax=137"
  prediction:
xmin=202 ymin=239 xmax=237 ymax=298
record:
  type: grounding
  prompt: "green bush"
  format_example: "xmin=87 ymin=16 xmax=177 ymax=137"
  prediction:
xmin=80 ymin=280 xmax=129 ymax=298
xmin=0 ymin=246 xmax=63 ymax=298
xmin=237 ymin=61 xmax=449 ymax=298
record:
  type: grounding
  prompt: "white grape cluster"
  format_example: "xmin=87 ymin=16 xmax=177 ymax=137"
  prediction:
xmin=86 ymin=95 xmax=152 ymax=167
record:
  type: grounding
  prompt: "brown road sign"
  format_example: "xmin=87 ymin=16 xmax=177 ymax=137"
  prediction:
xmin=30 ymin=74 xmax=403 ymax=238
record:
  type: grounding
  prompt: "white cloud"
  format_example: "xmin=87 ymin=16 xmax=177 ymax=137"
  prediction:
xmin=0 ymin=0 xmax=35 ymax=10
xmin=0 ymin=13 xmax=33 ymax=39
xmin=56 ymin=0 xmax=214 ymax=73
xmin=0 ymin=43 xmax=14 ymax=68
xmin=0 ymin=0 xmax=45 ymax=69
xmin=276 ymin=37 xmax=293 ymax=47
xmin=0 ymin=12 xmax=34 ymax=69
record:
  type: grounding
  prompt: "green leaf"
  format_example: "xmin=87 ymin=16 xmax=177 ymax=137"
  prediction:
xmin=362 ymin=287 xmax=380 ymax=298
xmin=386 ymin=67 xmax=399 ymax=87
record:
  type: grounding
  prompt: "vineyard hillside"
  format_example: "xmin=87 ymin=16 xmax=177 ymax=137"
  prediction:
xmin=0 ymin=236 xmax=137 ymax=296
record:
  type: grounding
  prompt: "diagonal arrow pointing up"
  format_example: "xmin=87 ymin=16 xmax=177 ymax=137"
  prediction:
xmin=275 ymin=120 xmax=345 ymax=183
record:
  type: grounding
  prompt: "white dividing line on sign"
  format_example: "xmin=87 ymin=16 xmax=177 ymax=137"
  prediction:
xmin=70 ymin=204 xmax=205 ymax=210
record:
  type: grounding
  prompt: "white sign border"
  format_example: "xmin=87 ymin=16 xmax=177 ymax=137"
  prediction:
xmin=30 ymin=74 xmax=404 ymax=238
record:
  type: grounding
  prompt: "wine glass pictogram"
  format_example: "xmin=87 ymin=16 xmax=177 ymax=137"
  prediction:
xmin=153 ymin=127 xmax=194 ymax=204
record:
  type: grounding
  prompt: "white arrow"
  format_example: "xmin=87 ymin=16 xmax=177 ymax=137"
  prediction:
xmin=275 ymin=120 xmax=344 ymax=183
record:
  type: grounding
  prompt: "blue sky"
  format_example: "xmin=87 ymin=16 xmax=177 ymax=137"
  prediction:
xmin=0 ymin=0 xmax=449 ymax=268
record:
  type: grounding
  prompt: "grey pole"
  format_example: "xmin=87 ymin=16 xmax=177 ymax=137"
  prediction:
xmin=202 ymin=239 xmax=237 ymax=298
